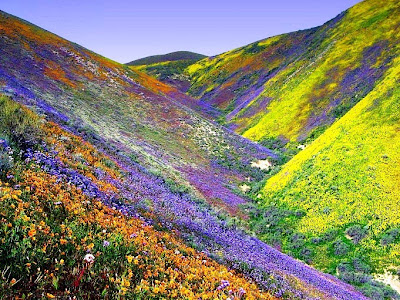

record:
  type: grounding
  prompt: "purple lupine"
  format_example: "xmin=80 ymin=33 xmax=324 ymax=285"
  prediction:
xmin=216 ymin=280 xmax=230 ymax=290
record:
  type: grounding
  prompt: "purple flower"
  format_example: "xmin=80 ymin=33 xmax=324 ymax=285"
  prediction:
xmin=216 ymin=280 xmax=230 ymax=290
xmin=103 ymin=240 xmax=110 ymax=247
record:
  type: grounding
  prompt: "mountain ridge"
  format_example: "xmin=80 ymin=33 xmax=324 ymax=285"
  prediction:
xmin=126 ymin=51 xmax=206 ymax=66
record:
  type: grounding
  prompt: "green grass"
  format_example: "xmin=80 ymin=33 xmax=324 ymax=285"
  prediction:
xmin=0 ymin=95 xmax=42 ymax=150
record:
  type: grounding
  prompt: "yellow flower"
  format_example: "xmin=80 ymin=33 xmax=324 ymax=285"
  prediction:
xmin=46 ymin=293 xmax=56 ymax=299
xmin=126 ymin=255 xmax=134 ymax=263
xmin=59 ymin=259 xmax=64 ymax=265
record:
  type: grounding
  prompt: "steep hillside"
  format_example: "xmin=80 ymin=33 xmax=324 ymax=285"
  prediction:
xmin=0 ymin=10 xmax=266 ymax=217
xmin=0 ymin=95 xmax=273 ymax=299
xmin=182 ymin=0 xmax=400 ymax=155
xmin=0 ymin=10 xmax=368 ymax=299
xmin=126 ymin=51 xmax=206 ymax=66
xmin=250 ymin=44 xmax=400 ymax=299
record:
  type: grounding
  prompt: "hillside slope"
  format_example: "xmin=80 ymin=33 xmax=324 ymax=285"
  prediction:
xmin=0 ymin=92 xmax=367 ymax=299
xmin=0 ymin=10 xmax=268 ymax=217
xmin=0 ymin=95 xmax=273 ymax=299
xmin=251 ymin=41 xmax=400 ymax=299
xmin=0 ymin=9 xmax=368 ymax=299
xmin=182 ymin=0 xmax=400 ymax=153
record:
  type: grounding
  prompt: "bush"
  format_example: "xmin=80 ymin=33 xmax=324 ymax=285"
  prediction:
xmin=0 ymin=140 xmax=13 ymax=172
xmin=290 ymin=233 xmax=306 ymax=249
xmin=352 ymin=258 xmax=371 ymax=273
xmin=380 ymin=228 xmax=400 ymax=246
xmin=340 ymin=271 xmax=371 ymax=284
xmin=0 ymin=95 xmax=43 ymax=150
xmin=359 ymin=281 xmax=400 ymax=300
xmin=333 ymin=240 xmax=350 ymax=256
xmin=345 ymin=224 xmax=368 ymax=244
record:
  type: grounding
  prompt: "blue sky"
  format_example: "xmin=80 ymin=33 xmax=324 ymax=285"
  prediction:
xmin=1 ymin=0 xmax=361 ymax=63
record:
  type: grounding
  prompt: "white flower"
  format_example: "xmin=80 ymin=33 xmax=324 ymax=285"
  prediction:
xmin=84 ymin=254 xmax=95 ymax=264
xmin=297 ymin=144 xmax=306 ymax=150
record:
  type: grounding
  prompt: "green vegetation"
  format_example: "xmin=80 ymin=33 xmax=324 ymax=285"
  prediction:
xmin=251 ymin=56 xmax=400 ymax=298
xmin=0 ymin=95 xmax=42 ymax=151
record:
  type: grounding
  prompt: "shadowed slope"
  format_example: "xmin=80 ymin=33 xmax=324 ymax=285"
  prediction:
xmin=126 ymin=51 xmax=206 ymax=66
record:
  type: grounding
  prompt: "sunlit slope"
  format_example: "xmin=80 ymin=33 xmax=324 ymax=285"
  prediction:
xmin=253 ymin=54 xmax=400 ymax=296
xmin=186 ymin=0 xmax=400 ymax=147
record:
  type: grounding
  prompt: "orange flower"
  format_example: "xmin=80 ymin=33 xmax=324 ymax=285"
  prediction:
xmin=28 ymin=228 xmax=36 ymax=237
xmin=60 ymin=239 xmax=67 ymax=245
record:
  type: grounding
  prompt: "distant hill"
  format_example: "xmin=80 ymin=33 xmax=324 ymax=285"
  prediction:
xmin=126 ymin=51 xmax=206 ymax=66
xmin=127 ymin=51 xmax=207 ymax=92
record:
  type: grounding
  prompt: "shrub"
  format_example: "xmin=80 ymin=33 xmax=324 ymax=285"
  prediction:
xmin=359 ymin=281 xmax=399 ymax=300
xmin=290 ymin=233 xmax=306 ymax=249
xmin=345 ymin=225 xmax=368 ymax=244
xmin=340 ymin=271 xmax=371 ymax=285
xmin=333 ymin=240 xmax=350 ymax=256
xmin=0 ymin=95 xmax=42 ymax=150
xmin=380 ymin=228 xmax=400 ymax=246
xmin=0 ymin=144 xmax=13 ymax=172
xmin=352 ymin=258 xmax=371 ymax=274
xmin=0 ymin=139 xmax=13 ymax=168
